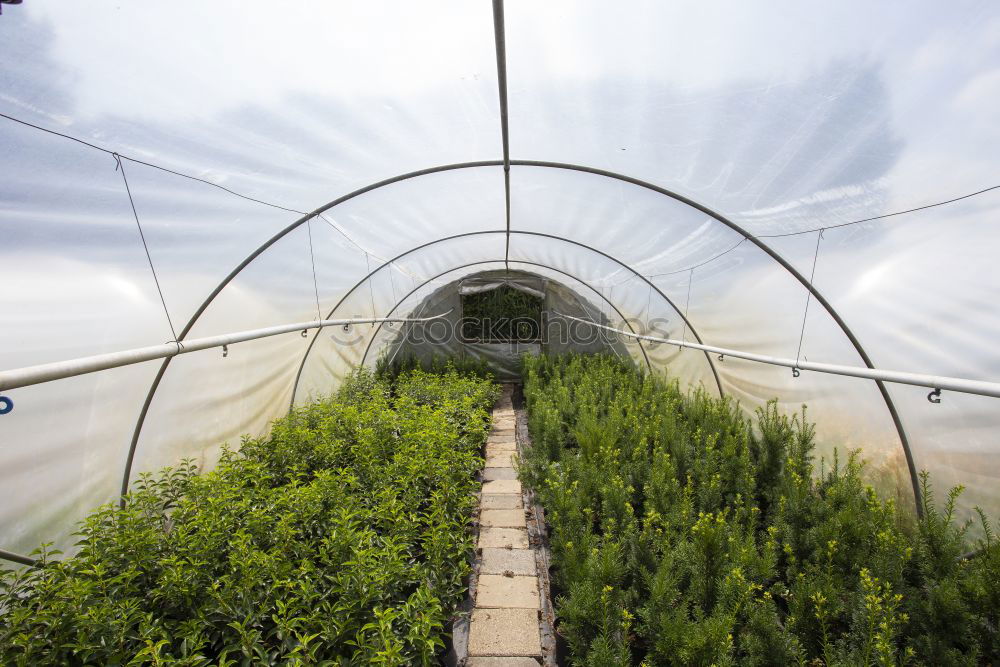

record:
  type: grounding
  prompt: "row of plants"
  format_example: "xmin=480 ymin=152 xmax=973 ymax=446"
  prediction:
xmin=519 ymin=353 xmax=1000 ymax=666
xmin=1 ymin=365 xmax=500 ymax=666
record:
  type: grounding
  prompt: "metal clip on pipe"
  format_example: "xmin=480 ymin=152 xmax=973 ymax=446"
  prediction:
xmin=928 ymin=388 xmax=942 ymax=404
xmin=222 ymin=344 xmax=228 ymax=358
xmin=718 ymin=354 xmax=724 ymax=361
xmin=792 ymin=367 xmax=800 ymax=378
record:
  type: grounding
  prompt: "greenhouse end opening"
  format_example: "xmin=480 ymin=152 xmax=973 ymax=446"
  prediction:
xmin=2 ymin=1 xmax=1000 ymax=665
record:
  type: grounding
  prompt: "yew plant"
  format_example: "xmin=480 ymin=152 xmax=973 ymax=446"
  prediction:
xmin=0 ymin=366 xmax=499 ymax=666
xmin=520 ymin=353 xmax=1000 ymax=666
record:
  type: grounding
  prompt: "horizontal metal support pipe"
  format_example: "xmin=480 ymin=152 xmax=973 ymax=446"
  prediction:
xmin=556 ymin=312 xmax=1000 ymax=400
xmin=0 ymin=548 xmax=39 ymax=567
xmin=0 ymin=311 xmax=452 ymax=392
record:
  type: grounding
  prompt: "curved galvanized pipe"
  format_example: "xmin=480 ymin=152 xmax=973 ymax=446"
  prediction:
xmin=118 ymin=159 xmax=916 ymax=516
xmin=512 ymin=160 xmax=920 ymax=514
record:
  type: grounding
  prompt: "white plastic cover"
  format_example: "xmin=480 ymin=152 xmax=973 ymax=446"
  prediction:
xmin=1 ymin=0 xmax=999 ymax=555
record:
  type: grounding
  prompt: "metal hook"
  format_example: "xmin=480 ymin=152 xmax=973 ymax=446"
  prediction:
xmin=718 ymin=354 xmax=724 ymax=361
xmin=301 ymin=329 xmax=308 ymax=338
xmin=343 ymin=323 xmax=350 ymax=332
xmin=222 ymin=344 xmax=228 ymax=358
xmin=927 ymin=388 xmax=942 ymax=404
xmin=792 ymin=367 xmax=800 ymax=378
xmin=0 ymin=395 xmax=13 ymax=415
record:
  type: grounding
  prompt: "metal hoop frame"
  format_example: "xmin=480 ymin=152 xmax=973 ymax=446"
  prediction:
xmin=0 ymin=0 xmax=924 ymax=564
xmin=108 ymin=160 xmax=917 ymax=519
xmin=0 ymin=161 xmax=923 ymax=566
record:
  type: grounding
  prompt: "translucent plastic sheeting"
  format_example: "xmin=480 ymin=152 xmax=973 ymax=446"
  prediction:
xmin=0 ymin=363 xmax=160 ymax=558
xmin=507 ymin=169 xmax=911 ymax=502
xmin=766 ymin=188 xmax=1000 ymax=523
xmin=606 ymin=273 xmax=718 ymax=397
xmin=102 ymin=159 xmax=305 ymax=328
xmin=319 ymin=166 xmax=507 ymax=262
xmin=360 ymin=268 xmax=632 ymax=382
xmin=2 ymin=0 xmax=999 ymax=555
xmin=1 ymin=1 xmax=501 ymax=211
xmin=0 ymin=118 xmax=177 ymax=367
xmin=506 ymin=0 xmax=1000 ymax=236
xmin=509 ymin=165 xmax=741 ymax=281
xmin=132 ymin=225 xmax=332 ymax=487
xmin=655 ymin=240 xmax=912 ymax=508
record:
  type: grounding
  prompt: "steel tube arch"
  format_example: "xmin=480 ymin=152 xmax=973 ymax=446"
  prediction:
xmin=118 ymin=162 xmax=502 ymax=502
xmin=118 ymin=158 xmax=918 ymax=515
xmin=0 ymin=548 xmax=38 ymax=567
xmin=355 ymin=259 xmax=654 ymax=372
xmin=510 ymin=160 xmax=920 ymax=514
xmin=285 ymin=230 xmax=724 ymax=411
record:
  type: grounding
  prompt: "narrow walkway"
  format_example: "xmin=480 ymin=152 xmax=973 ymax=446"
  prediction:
xmin=467 ymin=384 xmax=543 ymax=665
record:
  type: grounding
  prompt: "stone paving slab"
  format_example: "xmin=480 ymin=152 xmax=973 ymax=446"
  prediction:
xmin=481 ymin=509 xmax=527 ymax=528
xmin=485 ymin=451 xmax=517 ymax=467
xmin=483 ymin=467 xmax=518 ymax=481
xmin=480 ymin=547 xmax=537 ymax=576
xmin=477 ymin=574 xmax=541 ymax=609
xmin=467 ymin=658 xmax=540 ymax=666
xmin=461 ymin=387 xmax=548 ymax=665
xmin=481 ymin=493 xmax=523 ymax=510
xmin=478 ymin=526 xmax=529 ymax=549
xmin=482 ymin=479 xmax=521 ymax=495
xmin=468 ymin=608 xmax=542 ymax=657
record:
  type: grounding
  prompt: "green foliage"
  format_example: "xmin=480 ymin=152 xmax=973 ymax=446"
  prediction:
xmin=0 ymin=367 xmax=500 ymax=666
xmin=520 ymin=352 xmax=1000 ymax=666
xmin=461 ymin=285 xmax=544 ymax=342
xmin=375 ymin=352 xmax=496 ymax=385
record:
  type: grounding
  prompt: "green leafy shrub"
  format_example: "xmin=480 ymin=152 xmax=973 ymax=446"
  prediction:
xmin=520 ymin=352 xmax=1000 ymax=666
xmin=0 ymin=367 xmax=500 ymax=666
xmin=375 ymin=352 xmax=496 ymax=385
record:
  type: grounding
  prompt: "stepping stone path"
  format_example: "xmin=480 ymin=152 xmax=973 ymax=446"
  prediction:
xmin=466 ymin=385 xmax=545 ymax=664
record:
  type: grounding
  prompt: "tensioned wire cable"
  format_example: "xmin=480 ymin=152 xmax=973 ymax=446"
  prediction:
xmin=5 ymin=101 xmax=429 ymax=293
xmin=4 ymin=111 xmax=1000 ymax=237
xmin=306 ymin=218 xmax=322 ymax=322
xmin=364 ymin=252 xmax=377 ymax=326
xmin=681 ymin=268 xmax=693 ymax=345
xmin=0 ymin=112 xmax=305 ymax=215
xmin=114 ymin=154 xmax=179 ymax=343
xmin=4 ymin=110 xmax=999 ymax=260
xmin=646 ymin=237 xmax=748 ymax=279
xmin=795 ymin=229 xmax=825 ymax=368
xmin=758 ymin=184 xmax=1000 ymax=238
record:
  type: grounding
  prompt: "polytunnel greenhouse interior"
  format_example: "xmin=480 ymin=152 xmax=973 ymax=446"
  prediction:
xmin=2 ymin=1 xmax=1000 ymax=665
